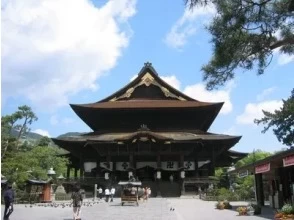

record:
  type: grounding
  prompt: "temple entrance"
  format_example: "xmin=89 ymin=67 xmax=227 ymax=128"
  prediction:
xmin=136 ymin=166 xmax=155 ymax=181
xmin=161 ymin=171 xmax=179 ymax=182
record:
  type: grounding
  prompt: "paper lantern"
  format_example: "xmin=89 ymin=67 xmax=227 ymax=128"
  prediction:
xmin=105 ymin=172 xmax=109 ymax=180
xmin=156 ymin=171 xmax=161 ymax=179
xmin=180 ymin=170 xmax=185 ymax=178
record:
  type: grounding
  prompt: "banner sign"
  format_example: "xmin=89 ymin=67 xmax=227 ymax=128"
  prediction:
xmin=84 ymin=162 xmax=97 ymax=172
xmin=184 ymin=161 xmax=195 ymax=170
xmin=238 ymin=170 xmax=249 ymax=178
xmin=283 ymin=155 xmax=294 ymax=167
xmin=162 ymin=161 xmax=178 ymax=171
xmin=255 ymin=163 xmax=270 ymax=174
xmin=116 ymin=162 xmax=130 ymax=171
xmin=100 ymin=162 xmax=113 ymax=171
xmin=136 ymin=162 xmax=157 ymax=169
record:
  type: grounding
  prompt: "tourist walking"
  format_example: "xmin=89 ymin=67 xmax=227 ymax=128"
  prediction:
xmin=105 ymin=187 xmax=110 ymax=202
xmin=147 ymin=187 xmax=151 ymax=199
xmin=110 ymin=186 xmax=116 ymax=202
xmin=71 ymin=185 xmax=83 ymax=220
xmin=3 ymin=184 xmax=14 ymax=220
xmin=98 ymin=186 xmax=103 ymax=200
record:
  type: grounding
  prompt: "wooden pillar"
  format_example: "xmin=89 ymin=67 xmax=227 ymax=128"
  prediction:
xmin=156 ymin=154 xmax=161 ymax=169
xmin=79 ymin=155 xmax=84 ymax=179
xmin=194 ymin=153 xmax=199 ymax=177
xmin=129 ymin=154 xmax=134 ymax=168
xmin=255 ymin=173 xmax=264 ymax=206
xmin=209 ymin=146 xmax=215 ymax=176
xmin=179 ymin=154 xmax=184 ymax=169
xmin=96 ymin=159 xmax=101 ymax=178
xmin=156 ymin=152 xmax=162 ymax=197
xmin=74 ymin=168 xmax=78 ymax=178
xmin=66 ymin=166 xmax=71 ymax=179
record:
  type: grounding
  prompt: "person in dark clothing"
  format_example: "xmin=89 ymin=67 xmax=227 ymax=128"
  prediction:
xmin=3 ymin=184 xmax=15 ymax=220
xmin=71 ymin=185 xmax=83 ymax=220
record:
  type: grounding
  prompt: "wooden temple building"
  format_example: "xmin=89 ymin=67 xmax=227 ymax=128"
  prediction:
xmin=52 ymin=63 xmax=246 ymax=196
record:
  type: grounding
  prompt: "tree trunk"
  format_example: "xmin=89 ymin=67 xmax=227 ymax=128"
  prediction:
xmin=16 ymin=117 xmax=28 ymax=150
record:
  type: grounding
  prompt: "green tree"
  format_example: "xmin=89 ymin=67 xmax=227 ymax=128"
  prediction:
xmin=235 ymin=149 xmax=272 ymax=168
xmin=185 ymin=0 xmax=294 ymax=90
xmin=1 ymin=146 xmax=69 ymax=187
xmin=38 ymin=136 xmax=52 ymax=147
xmin=254 ymin=89 xmax=294 ymax=147
xmin=1 ymin=105 xmax=38 ymax=158
xmin=14 ymin=105 xmax=38 ymax=148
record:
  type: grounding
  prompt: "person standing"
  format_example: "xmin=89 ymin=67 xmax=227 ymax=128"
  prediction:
xmin=98 ymin=186 xmax=103 ymax=200
xmin=71 ymin=185 xmax=83 ymax=220
xmin=105 ymin=187 xmax=110 ymax=202
xmin=3 ymin=184 xmax=14 ymax=220
xmin=110 ymin=186 xmax=115 ymax=202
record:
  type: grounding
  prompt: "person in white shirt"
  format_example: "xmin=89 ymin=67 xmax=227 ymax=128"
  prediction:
xmin=98 ymin=187 xmax=103 ymax=200
xmin=110 ymin=187 xmax=115 ymax=202
xmin=105 ymin=188 xmax=110 ymax=202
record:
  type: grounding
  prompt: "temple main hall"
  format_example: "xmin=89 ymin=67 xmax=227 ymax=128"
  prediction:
xmin=52 ymin=62 xmax=246 ymax=196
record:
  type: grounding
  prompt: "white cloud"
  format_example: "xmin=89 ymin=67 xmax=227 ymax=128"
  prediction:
xmin=278 ymin=54 xmax=294 ymax=65
xmin=256 ymin=87 xmax=277 ymax=101
xmin=2 ymin=0 xmax=137 ymax=111
xmin=33 ymin=129 xmax=50 ymax=137
xmin=236 ymin=100 xmax=283 ymax=125
xmin=164 ymin=4 xmax=215 ymax=49
xmin=160 ymin=75 xmax=181 ymax=90
xmin=183 ymin=82 xmax=234 ymax=114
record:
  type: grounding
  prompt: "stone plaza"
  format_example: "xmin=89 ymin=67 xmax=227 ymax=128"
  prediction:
xmin=1 ymin=198 xmax=275 ymax=220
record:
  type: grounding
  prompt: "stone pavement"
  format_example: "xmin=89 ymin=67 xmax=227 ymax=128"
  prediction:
xmin=1 ymin=198 xmax=177 ymax=220
xmin=168 ymin=199 xmax=275 ymax=220
xmin=1 ymin=198 xmax=275 ymax=220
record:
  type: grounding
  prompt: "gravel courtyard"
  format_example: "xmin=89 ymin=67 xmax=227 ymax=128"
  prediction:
xmin=1 ymin=198 xmax=275 ymax=220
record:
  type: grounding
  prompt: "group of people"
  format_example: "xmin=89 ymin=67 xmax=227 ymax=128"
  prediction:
xmin=97 ymin=186 xmax=116 ymax=202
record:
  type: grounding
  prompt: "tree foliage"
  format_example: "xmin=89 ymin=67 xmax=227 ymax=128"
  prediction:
xmin=254 ymin=89 xmax=294 ymax=147
xmin=1 ymin=105 xmax=69 ymax=188
xmin=235 ymin=149 xmax=272 ymax=168
xmin=1 ymin=146 xmax=68 ymax=187
xmin=1 ymin=105 xmax=38 ymax=157
xmin=186 ymin=0 xmax=294 ymax=90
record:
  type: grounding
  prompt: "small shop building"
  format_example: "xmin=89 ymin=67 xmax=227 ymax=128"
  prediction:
xmin=228 ymin=148 xmax=294 ymax=208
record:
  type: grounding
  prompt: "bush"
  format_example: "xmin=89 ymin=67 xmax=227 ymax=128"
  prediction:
xmin=215 ymin=200 xmax=232 ymax=210
xmin=250 ymin=203 xmax=261 ymax=215
xmin=281 ymin=203 xmax=294 ymax=215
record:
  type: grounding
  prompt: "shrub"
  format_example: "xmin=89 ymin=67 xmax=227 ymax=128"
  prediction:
xmin=250 ymin=203 xmax=261 ymax=215
xmin=281 ymin=203 xmax=294 ymax=215
xmin=237 ymin=206 xmax=248 ymax=215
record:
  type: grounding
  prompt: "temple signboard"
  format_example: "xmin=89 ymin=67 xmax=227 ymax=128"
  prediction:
xmin=100 ymin=162 xmax=113 ymax=171
xmin=255 ymin=163 xmax=270 ymax=174
xmin=184 ymin=161 xmax=195 ymax=170
xmin=283 ymin=155 xmax=294 ymax=167
xmin=238 ymin=170 xmax=249 ymax=178
xmin=116 ymin=162 xmax=130 ymax=171
xmin=162 ymin=161 xmax=178 ymax=171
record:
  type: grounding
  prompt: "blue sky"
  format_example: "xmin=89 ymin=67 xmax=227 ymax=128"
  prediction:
xmin=2 ymin=0 xmax=294 ymax=153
